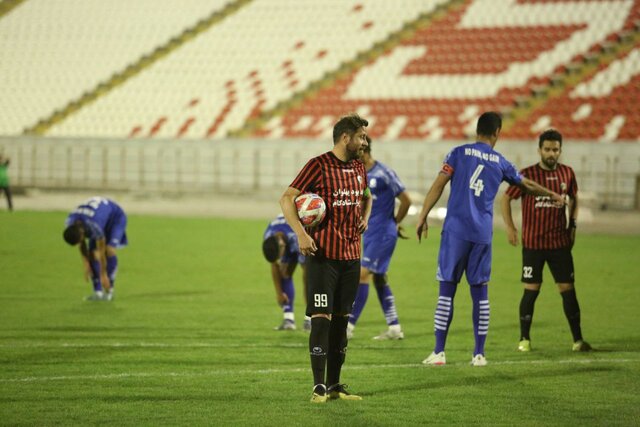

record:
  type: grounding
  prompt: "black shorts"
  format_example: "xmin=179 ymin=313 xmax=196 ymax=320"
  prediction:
xmin=305 ymin=255 xmax=360 ymax=316
xmin=521 ymin=247 xmax=575 ymax=284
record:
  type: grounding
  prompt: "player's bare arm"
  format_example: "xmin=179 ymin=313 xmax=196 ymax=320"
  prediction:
xmin=519 ymin=177 xmax=565 ymax=205
xmin=279 ymin=186 xmax=317 ymax=256
xmin=395 ymin=191 xmax=412 ymax=239
xmin=500 ymin=193 xmax=519 ymax=246
xmin=416 ymin=173 xmax=450 ymax=242
xmin=270 ymin=262 xmax=289 ymax=306
xmin=79 ymin=240 xmax=92 ymax=282
xmin=94 ymin=238 xmax=111 ymax=292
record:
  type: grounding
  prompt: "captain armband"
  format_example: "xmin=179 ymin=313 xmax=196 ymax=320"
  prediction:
xmin=441 ymin=164 xmax=454 ymax=176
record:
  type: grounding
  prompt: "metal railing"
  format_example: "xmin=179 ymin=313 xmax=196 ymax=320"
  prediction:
xmin=1 ymin=136 xmax=639 ymax=209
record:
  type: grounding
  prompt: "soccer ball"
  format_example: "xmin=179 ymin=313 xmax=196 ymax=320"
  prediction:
xmin=295 ymin=193 xmax=326 ymax=227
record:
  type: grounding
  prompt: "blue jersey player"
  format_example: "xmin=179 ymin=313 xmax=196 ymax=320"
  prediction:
xmin=347 ymin=137 xmax=412 ymax=340
xmin=63 ymin=197 xmax=128 ymax=301
xmin=262 ymin=215 xmax=311 ymax=331
xmin=416 ymin=112 xmax=564 ymax=366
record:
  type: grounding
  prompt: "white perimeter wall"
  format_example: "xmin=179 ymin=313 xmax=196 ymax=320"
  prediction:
xmin=1 ymin=137 xmax=639 ymax=209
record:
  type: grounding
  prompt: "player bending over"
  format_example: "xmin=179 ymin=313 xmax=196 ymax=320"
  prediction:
xmin=63 ymin=197 xmax=128 ymax=301
xmin=262 ymin=214 xmax=311 ymax=331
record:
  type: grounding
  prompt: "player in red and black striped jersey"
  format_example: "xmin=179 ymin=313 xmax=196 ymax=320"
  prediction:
xmin=280 ymin=113 xmax=372 ymax=403
xmin=501 ymin=129 xmax=591 ymax=353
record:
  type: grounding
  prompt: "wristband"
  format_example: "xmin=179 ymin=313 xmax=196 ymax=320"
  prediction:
xmin=569 ymin=218 xmax=577 ymax=228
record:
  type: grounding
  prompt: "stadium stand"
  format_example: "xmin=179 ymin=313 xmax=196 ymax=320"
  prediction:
xmin=508 ymin=46 xmax=640 ymax=141
xmin=44 ymin=0 xmax=451 ymax=139
xmin=0 ymin=0 xmax=638 ymax=142
xmin=0 ymin=0 xmax=233 ymax=135
xmin=270 ymin=0 xmax=639 ymax=141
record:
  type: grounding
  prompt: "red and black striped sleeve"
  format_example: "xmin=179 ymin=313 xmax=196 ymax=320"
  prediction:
xmin=290 ymin=157 xmax=322 ymax=192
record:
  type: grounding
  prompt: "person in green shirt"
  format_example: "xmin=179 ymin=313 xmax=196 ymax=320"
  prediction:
xmin=0 ymin=152 xmax=12 ymax=211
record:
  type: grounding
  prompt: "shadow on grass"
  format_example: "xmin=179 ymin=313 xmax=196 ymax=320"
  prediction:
xmin=365 ymin=365 xmax=620 ymax=396
xmin=587 ymin=336 xmax=640 ymax=352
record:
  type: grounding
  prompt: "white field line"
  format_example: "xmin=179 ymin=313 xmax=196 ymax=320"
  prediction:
xmin=0 ymin=342 xmax=307 ymax=349
xmin=1 ymin=359 xmax=639 ymax=383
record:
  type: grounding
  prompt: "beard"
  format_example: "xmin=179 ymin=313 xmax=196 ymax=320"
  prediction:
xmin=346 ymin=143 xmax=363 ymax=161
xmin=543 ymin=157 xmax=557 ymax=169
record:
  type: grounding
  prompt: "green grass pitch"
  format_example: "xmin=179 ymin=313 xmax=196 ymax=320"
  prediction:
xmin=1 ymin=211 xmax=639 ymax=426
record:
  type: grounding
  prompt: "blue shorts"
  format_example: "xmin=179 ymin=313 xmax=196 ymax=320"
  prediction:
xmin=90 ymin=208 xmax=128 ymax=250
xmin=436 ymin=231 xmax=491 ymax=285
xmin=362 ymin=233 xmax=397 ymax=274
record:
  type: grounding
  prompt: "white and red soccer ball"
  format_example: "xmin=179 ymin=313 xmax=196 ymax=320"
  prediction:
xmin=295 ymin=193 xmax=326 ymax=227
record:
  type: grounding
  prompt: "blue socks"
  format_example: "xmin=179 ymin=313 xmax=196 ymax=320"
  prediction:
xmin=433 ymin=282 xmax=490 ymax=356
xmin=376 ymin=284 xmax=399 ymax=326
xmin=434 ymin=281 xmax=457 ymax=353
xmin=91 ymin=256 xmax=118 ymax=293
xmin=348 ymin=284 xmax=369 ymax=326
xmin=280 ymin=277 xmax=295 ymax=314
xmin=349 ymin=282 xmax=401 ymax=327
xmin=470 ymin=284 xmax=489 ymax=356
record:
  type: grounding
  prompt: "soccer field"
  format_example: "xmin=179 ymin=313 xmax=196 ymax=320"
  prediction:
xmin=1 ymin=211 xmax=639 ymax=426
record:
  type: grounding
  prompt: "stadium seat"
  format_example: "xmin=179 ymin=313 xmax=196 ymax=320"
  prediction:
xmin=0 ymin=0 xmax=638 ymax=141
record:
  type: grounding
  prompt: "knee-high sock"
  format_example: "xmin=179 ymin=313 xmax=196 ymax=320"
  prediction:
xmin=106 ymin=256 xmax=118 ymax=289
xmin=375 ymin=284 xmax=399 ymax=326
xmin=470 ymin=284 xmax=490 ymax=356
xmin=561 ymin=288 xmax=583 ymax=342
xmin=280 ymin=277 xmax=295 ymax=314
xmin=326 ymin=316 xmax=349 ymax=387
xmin=90 ymin=259 xmax=102 ymax=292
xmin=348 ymin=284 xmax=369 ymax=326
xmin=519 ymin=289 xmax=540 ymax=340
xmin=309 ymin=317 xmax=330 ymax=386
xmin=434 ymin=281 xmax=457 ymax=353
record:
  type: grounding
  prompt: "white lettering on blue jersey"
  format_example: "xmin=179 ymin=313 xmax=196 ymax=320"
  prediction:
xmin=65 ymin=198 xmax=118 ymax=241
xmin=443 ymin=142 xmax=523 ymax=244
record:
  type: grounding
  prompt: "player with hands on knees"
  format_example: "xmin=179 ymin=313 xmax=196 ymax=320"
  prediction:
xmin=262 ymin=215 xmax=311 ymax=331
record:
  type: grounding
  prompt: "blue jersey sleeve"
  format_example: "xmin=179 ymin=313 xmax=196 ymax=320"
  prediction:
xmin=387 ymin=167 xmax=405 ymax=197
xmin=65 ymin=213 xmax=104 ymax=241
xmin=441 ymin=147 xmax=459 ymax=177
xmin=501 ymin=158 xmax=523 ymax=186
xmin=84 ymin=219 xmax=105 ymax=240
xmin=286 ymin=233 xmax=299 ymax=254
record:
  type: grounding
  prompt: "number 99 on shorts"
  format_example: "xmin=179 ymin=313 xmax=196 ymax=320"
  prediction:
xmin=314 ymin=294 xmax=328 ymax=307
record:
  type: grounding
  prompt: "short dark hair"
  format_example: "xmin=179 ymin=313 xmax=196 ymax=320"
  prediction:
xmin=363 ymin=135 xmax=372 ymax=153
xmin=538 ymin=129 xmax=563 ymax=148
xmin=333 ymin=113 xmax=368 ymax=143
xmin=262 ymin=236 xmax=280 ymax=263
xmin=476 ymin=111 xmax=502 ymax=137
xmin=63 ymin=224 xmax=82 ymax=245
